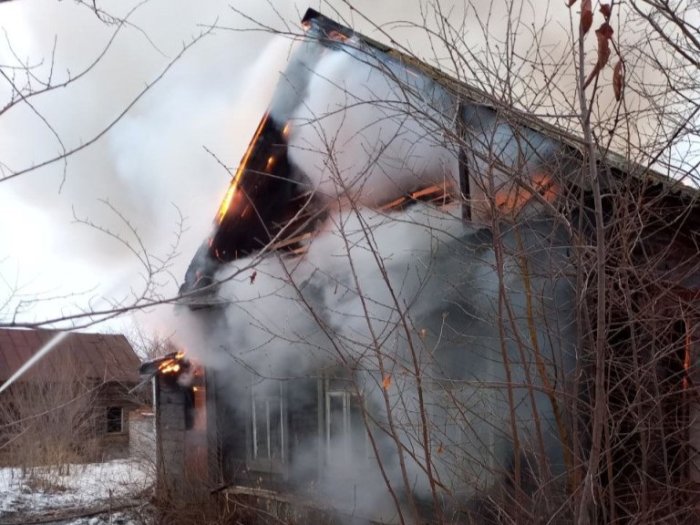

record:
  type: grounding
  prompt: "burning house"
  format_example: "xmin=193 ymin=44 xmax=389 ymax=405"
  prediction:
xmin=151 ymin=8 xmax=700 ymax=524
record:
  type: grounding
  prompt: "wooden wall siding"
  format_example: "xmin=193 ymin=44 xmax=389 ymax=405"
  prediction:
xmin=96 ymin=430 xmax=130 ymax=460
xmin=155 ymin=376 xmax=187 ymax=497
xmin=690 ymin=324 xmax=700 ymax=486
xmin=207 ymin=368 xmax=247 ymax=488
xmin=93 ymin=381 xmax=141 ymax=460
xmin=154 ymin=375 xmax=210 ymax=497
xmin=287 ymin=377 xmax=320 ymax=472
xmin=184 ymin=386 xmax=208 ymax=483
xmin=129 ymin=409 xmax=156 ymax=462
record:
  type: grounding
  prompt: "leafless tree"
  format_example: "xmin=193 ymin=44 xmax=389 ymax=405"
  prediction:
xmin=0 ymin=354 xmax=100 ymax=475
xmin=0 ymin=1 xmax=216 ymax=332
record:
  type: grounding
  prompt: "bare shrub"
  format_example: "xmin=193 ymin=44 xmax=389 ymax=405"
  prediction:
xmin=0 ymin=354 xmax=100 ymax=477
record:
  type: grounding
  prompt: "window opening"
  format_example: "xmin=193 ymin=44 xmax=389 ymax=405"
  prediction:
xmin=250 ymin=381 xmax=285 ymax=464
xmin=325 ymin=383 xmax=367 ymax=466
xmin=106 ymin=406 xmax=123 ymax=434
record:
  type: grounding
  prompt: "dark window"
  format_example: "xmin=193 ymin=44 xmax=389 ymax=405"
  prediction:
xmin=456 ymin=103 xmax=471 ymax=222
xmin=106 ymin=406 xmax=123 ymax=433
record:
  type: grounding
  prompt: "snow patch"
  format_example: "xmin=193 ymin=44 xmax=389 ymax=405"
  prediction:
xmin=0 ymin=459 xmax=152 ymax=519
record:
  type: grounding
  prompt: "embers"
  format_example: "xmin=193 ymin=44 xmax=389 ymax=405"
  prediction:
xmin=378 ymin=181 xmax=456 ymax=212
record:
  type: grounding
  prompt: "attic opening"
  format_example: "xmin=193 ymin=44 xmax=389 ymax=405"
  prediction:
xmin=210 ymin=114 xmax=321 ymax=263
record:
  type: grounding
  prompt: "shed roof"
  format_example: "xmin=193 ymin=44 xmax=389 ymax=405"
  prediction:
xmin=0 ymin=329 xmax=141 ymax=384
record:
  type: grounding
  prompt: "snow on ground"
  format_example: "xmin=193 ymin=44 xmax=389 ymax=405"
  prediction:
xmin=60 ymin=510 xmax=147 ymax=525
xmin=0 ymin=459 xmax=153 ymax=520
xmin=39 ymin=510 xmax=144 ymax=525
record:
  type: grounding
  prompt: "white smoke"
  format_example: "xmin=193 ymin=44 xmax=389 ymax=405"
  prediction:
xmin=0 ymin=0 xmax=297 ymax=325
xmin=201 ymin=203 xmax=466 ymax=368
xmin=285 ymin=44 xmax=458 ymax=206
xmin=165 ymin=16 xmax=581 ymax=514
xmin=175 ymin=202 xmax=481 ymax=512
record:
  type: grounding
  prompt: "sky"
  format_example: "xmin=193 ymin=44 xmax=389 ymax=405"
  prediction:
xmin=0 ymin=0 xmax=438 ymax=333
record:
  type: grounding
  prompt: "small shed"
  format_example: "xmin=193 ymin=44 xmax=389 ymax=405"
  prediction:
xmin=0 ymin=328 xmax=143 ymax=465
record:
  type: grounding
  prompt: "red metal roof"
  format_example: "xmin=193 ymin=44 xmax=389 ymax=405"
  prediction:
xmin=0 ymin=329 xmax=141 ymax=384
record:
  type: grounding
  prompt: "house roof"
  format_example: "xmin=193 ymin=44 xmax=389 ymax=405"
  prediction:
xmin=0 ymin=329 xmax=141 ymax=384
xmin=302 ymin=9 xmax=699 ymax=201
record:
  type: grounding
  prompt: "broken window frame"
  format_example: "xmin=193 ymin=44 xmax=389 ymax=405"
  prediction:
xmin=322 ymin=378 xmax=369 ymax=468
xmin=247 ymin=379 xmax=287 ymax=473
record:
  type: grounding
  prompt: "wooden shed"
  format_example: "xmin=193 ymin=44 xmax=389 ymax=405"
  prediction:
xmin=0 ymin=328 xmax=143 ymax=465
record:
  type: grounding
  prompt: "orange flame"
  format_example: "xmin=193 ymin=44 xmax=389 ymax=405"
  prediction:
xmin=494 ymin=172 xmax=558 ymax=213
xmin=216 ymin=114 xmax=269 ymax=224
xmin=158 ymin=351 xmax=186 ymax=375
xmin=327 ymin=30 xmax=348 ymax=42
xmin=382 ymin=374 xmax=392 ymax=390
xmin=159 ymin=362 xmax=181 ymax=374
